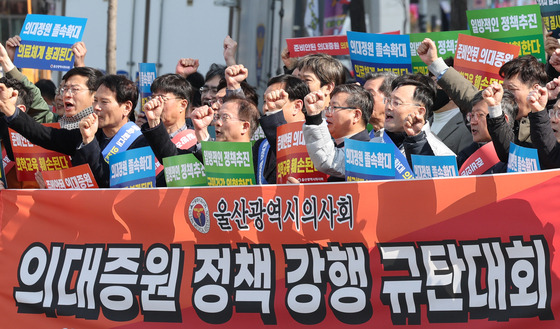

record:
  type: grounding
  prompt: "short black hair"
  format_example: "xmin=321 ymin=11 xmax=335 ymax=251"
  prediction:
xmin=151 ymin=73 xmax=193 ymax=109
xmin=217 ymin=78 xmax=259 ymax=106
xmin=205 ymin=63 xmax=226 ymax=82
xmin=391 ymin=73 xmax=437 ymax=113
xmin=499 ymin=55 xmax=548 ymax=87
xmin=331 ymin=83 xmax=373 ymax=126
xmin=62 ymin=66 xmax=104 ymax=92
xmin=364 ymin=71 xmax=398 ymax=98
xmin=267 ymin=74 xmax=310 ymax=101
xmin=35 ymin=79 xmax=56 ymax=102
xmin=97 ymin=75 xmax=139 ymax=109
xmin=0 ymin=77 xmax=32 ymax=109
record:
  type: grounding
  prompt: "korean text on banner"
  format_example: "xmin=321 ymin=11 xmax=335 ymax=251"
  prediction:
xmin=163 ymin=153 xmax=206 ymax=187
xmin=411 ymin=154 xmax=458 ymax=178
xmin=538 ymin=0 xmax=560 ymax=38
xmin=454 ymin=33 xmax=520 ymax=90
xmin=9 ymin=123 xmax=72 ymax=182
xmin=14 ymin=14 xmax=87 ymax=71
xmin=109 ymin=146 xmax=156 ymax=188
xmin=347 ymin=31 xmax=412 ymax=84
xmin=467 ymin=4 xmax=545 ymax=62
xmin=286 ymin=35 xmax=349 ymax=57
xmin=409 ymin=30 xmax=469 ymax=75
xmin=2 ymin=169 xmax=560 ymax=328
xmin=138 ymin=63 xmax=157 ymax=109
xmin=202 ymin=141 xmax=255 ymax=186
xmin=276 ymin=121 xmax=328 ymax=184
xmin=344 ymin=138 xmax=394 ymax=181
xmin=507 ymin=142 xmax=540 ymax=173
xmin=41 ymin=163 xmax=98 ymax=189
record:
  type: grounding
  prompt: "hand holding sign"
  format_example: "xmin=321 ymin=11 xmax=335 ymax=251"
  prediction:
xmin=72 ymin=41 xmax=87 ymax=68
xmin=417 ymin=38 xmax=438 ymax=67
xmin=0 ymin=41 xmax=15 ymax=73
xmin=304 ymin=91 xmax=326 ymax=116
xmin=545 ymin=31 xmax=560 ymax=58
xmin=264 ymin=89 xmax=289 ymax=113
xmin=5 ymin=35 xmax=21 ymax=63
xmin=527 ymin=86 xmax=548 ymax=113
xmin=225 ymin=64 xmax=248 ymax=90
xmin=482 ymin=82 xmax=503 ymax=107
xmin=80 ymin=113 xmax=98 ymax=145
xmin=175 ymin=58 xmax=199 ymax=78
xmin=403 ymin=111 xmax=425 ymax=137
xmin=281 ymin=47 xmax=298 ymax=70
xmin=143 ymin=96 xmax=165 ymax=128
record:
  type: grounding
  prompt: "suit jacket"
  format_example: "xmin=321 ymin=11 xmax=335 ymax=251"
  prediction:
xmin=429 ymin=111 xmax=472 ymax=155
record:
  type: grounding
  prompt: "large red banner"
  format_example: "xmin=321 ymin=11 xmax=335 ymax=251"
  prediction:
xmin=1 ymin=170 xmax=560 ymax=328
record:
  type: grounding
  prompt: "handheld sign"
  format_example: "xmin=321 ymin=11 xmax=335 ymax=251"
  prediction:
xmin=14 ymin=14 xmax=87 ymax=71
xmin=163 ymin=154 xmax=206 ymax=187
xmin=345 ymin=139 xmax=394 ymax=181
xmin=138 ymin=63 xmax=157 ymax=109
xmin=109 ymin=146 xmax=156 ymax=188
xmin=467 ymin=5 xmax=545 ymax=62
xmin=454 ymin=34 xmax=520 ymax=90
xmin=507 ymin=142 xmax=540 ymax=173
xmin=539 ymin=0 xmax=560 ymax=38
xmin=347 ymin=31 xmax=412 ymax=84
xmin=202 ymin=141 xmax=255 ymax=186
xmin=41 ymin=164 xmax=98 ymax=189
xmin=9 ymin=124 xmax=72 ymax=182
xmin=409 ymin=30 xmax=468 ymax=75
xmin=411 ymin=154 xmax=458 ymax=179
xmin=286 ymin=35 xmax=349 ymax=57
xmin=276 ymin=122 xmax=328 ymax=184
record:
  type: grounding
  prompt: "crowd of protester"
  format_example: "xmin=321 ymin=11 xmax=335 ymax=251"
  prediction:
xmin=1 ymin=30 xmax=560 ymax=189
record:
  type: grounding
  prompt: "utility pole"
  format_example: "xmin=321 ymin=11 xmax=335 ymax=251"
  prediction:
xmin=107 ymin=0 xmax=118 ymax=74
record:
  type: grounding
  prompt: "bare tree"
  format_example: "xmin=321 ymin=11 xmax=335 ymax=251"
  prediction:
xmin=106 ymin=0 xmax=117 ymax=74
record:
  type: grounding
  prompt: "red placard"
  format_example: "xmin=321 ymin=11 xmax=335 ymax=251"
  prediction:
xmin=9 ymin=123 xmax=72 ymax=181
xmin=40 ymin=163 xmax=98 ymax=189
xmin=454 ymin=33 xmax=521 ymax=90
xmin=276 ymin=121 xmax=328 ymax=184
xmin=286 ymin=35 xmax=349 ymax=57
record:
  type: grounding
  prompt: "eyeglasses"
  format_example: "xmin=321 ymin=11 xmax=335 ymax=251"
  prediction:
xmin=213 ymin=113 xmax=245 ymax=123
xmin=211 ymin=97 xmax=224 ymax=107
xmin=200 ymin=86 xmax=218 ymax=94
xmin=549 ymin=109 xmax=560 ymax=120
xmin=385 ymin=97 xmax=421 ymax=109
xmin=324 ymin=105 xmax=358 ymax=115
xmin=58 ymin=86 xmax=92 ymax=96
xmin=466 ymin=111 xmax=486 ymax=123
xmin=146 ymin=95 xmax=184 ymax=102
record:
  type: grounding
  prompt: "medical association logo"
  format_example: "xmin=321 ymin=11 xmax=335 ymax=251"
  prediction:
xmin=188 ymin=197 xmax=210 ymax=233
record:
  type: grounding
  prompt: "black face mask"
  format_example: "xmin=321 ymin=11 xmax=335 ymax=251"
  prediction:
xmin=432 ymin=89 xmax=451 ymax=113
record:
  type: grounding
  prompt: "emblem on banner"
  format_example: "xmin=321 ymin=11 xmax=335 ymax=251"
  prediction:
xmin=188 ymin=197 xmax=210 ymax=233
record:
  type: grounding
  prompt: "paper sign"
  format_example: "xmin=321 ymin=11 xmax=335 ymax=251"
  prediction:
xmin=109 ymin=146 xmax=156 ymax=188
xmin=347 ymin=31 xmax=412 ymax=84
xmin=276 ymin=122 xmax=328 ymax=184
xmin=41 ymin=164 xmax=98 ymax=189
xmin=202 ymin=141 xmax=255 ymax=186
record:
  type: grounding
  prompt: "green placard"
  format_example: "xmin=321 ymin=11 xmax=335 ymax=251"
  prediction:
xmin=410 ymin=30 xmax=470 ymax=74
xmin=467 ymin=5 xmax=546 ymax=62
xmin=201 ymin=141 xmax=255 ymax=186
xmin=162 ymin=154 xmax=207 ymax=187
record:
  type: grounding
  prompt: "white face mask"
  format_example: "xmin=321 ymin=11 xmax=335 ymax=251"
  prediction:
xmin=265 ymin=109 xmax=282 ymax=116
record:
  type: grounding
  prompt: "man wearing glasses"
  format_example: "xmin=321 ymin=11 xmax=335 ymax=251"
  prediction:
xmin=303 ymin=83 xmax=372 ymax=181
xmin=57 ymin=67 xmax=104 ymax=129
xmin=380 ymin=74 xmax=455 ymax=164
